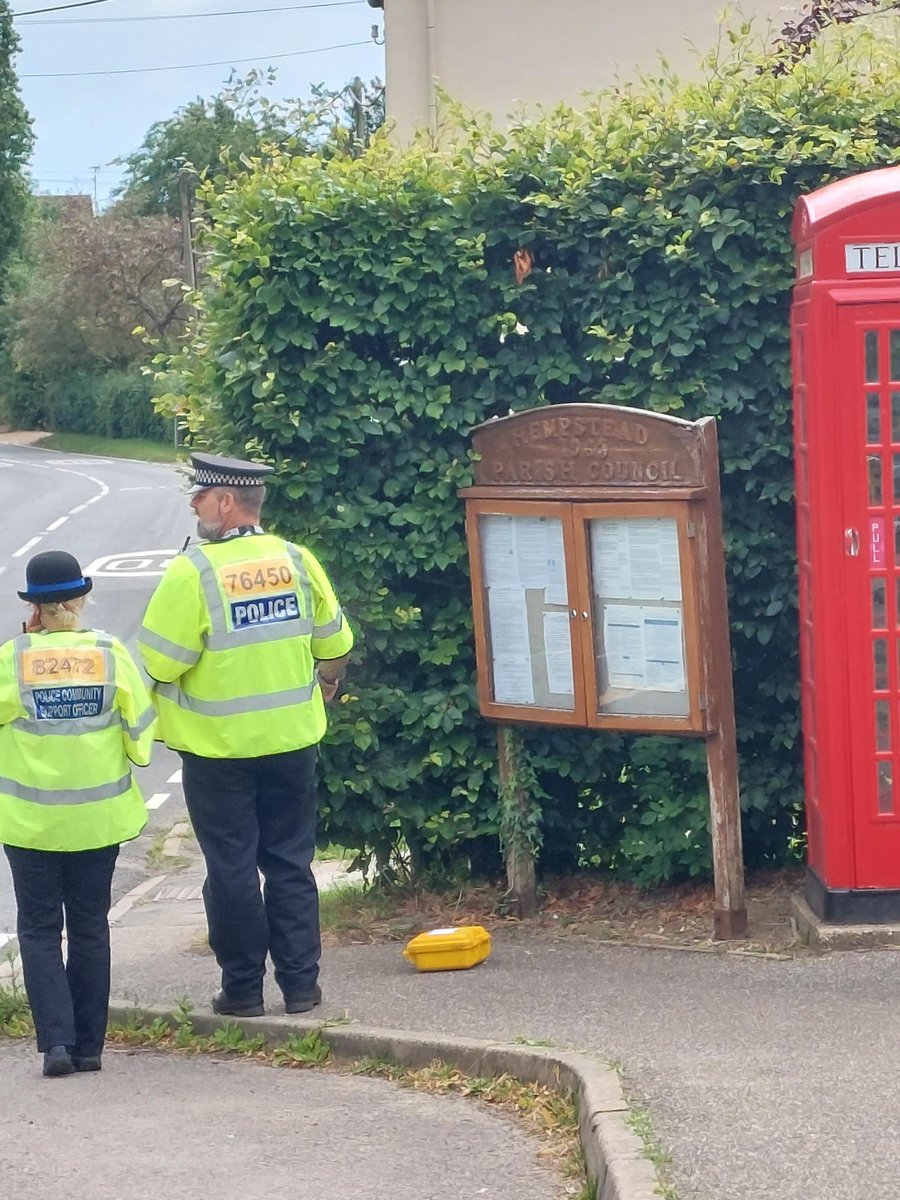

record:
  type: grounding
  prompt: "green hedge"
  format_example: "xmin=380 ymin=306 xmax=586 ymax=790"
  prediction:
xmin=161 ymin=24 xmax=900 ymax=883
xmin=6 ymin=368 xmax=168 ymax=441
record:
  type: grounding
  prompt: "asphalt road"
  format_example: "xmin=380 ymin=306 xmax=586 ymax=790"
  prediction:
xmin=0 ymin=442 xmax=195 ymax=945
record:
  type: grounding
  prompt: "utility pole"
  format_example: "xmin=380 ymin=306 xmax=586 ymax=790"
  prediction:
xmin=90 ymin=165 xmax=100 ymax=215
xmin=178 ymin=167 xmax=197 ymax=290
xmin=175 ymin=167 xmax=198 ymax=453
xmin=351 ymin=76 xmax=366 ymax=156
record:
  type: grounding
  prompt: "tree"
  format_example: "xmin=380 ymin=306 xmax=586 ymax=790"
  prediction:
xmin=10 ymin=208 xmax=188 ymax=375
xmin=114 ymin=72 xmax=385 ymax=217
xmin=775 ymin=0 xmax=895 ymax=63
xmin=0 ymin=0 xmax=33 ymax=302
xmin=114 ymin=94 xmax=283 ymax=217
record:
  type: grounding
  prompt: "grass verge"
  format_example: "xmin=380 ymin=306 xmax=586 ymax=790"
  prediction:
xmin=318 ymin=881 xmax=398 ymax=939
xmin=40 ymin=433 xmax=183 ymax=463
xmin=315 ymin=843 xmax=351 ymax=862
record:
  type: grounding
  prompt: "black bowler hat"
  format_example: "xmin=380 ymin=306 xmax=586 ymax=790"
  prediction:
xmin=18 ymin=550 xmax=93 ymax=604
xmin=188 ymin=452 xmax=274 ymax=493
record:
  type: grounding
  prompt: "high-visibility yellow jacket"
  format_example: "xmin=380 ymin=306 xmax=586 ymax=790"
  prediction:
xmin=138 ymin=532 xmax=353 ymax=759
xmin=0 ymin=630 xmax=155 ymax=852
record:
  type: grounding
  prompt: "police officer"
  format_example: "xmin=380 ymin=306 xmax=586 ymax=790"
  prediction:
xmin=0 ymin=551 xmax=155 ymax=1077
xmin=138 ymin=453 xmax=353 ymax=1017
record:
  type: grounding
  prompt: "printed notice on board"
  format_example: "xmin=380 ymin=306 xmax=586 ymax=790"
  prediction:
xmin=592 ymin=518 xmax=682 ymax=602
xmin=487 ymin=586 xmax=535 ymax=705
xmin=642 ymin=607 xmax=685 ymax=691
xmin=480 ymin=514 xmax=568 ymax=605
xmin=515 ymin=517 xmax=568 ymax=605
xmin=602 ymin=604 xmax=685 ymax=693
xmin=542 ymin=611 xmax=574 ymax=695
xmin=481 ymin=516 xmax=517 ymax=588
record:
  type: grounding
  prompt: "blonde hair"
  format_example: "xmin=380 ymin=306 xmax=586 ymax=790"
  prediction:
xmin=38 ymin=597 xmax=87 ymax=631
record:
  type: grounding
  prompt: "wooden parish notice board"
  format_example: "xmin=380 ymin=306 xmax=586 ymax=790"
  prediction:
xmin=459 ymin=403 xmax=722 ymax=735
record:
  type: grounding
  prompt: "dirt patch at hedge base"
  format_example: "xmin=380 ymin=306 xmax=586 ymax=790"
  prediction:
xmin=322 ymin=867 xmax=812 ymax=958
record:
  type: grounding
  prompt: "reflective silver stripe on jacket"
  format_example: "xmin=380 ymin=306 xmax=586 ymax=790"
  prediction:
xmin=154 ymin=680 xmax=316 ymax=717
xmin=313 ymin=608 xmax=345 ymax=639
xmin=0 ymin=772 xmax=133 ymax=806
xmin=138 ymin=625 xmax=201 ymax=666
xmin=188 ymin=540 xmax=314 ymax=645
xmin=122 ymin=706 xmax=156 ymax=739
xmin=285 ymin=544 xmax=313 ymax=621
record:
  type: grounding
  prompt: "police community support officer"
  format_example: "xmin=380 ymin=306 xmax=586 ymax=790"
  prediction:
xmin=0 ymin=551 xmax=155 ymax=1077
xmin=138 ymin=453 xmax=353 ymax=1017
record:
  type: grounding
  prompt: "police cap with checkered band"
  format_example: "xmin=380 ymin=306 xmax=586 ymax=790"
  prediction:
xmin=188 ymin=452 xmax=275 ymax=493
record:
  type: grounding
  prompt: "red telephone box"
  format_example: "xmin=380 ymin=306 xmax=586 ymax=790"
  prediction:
xmin=793 ymin=165 xmax=900 ymax=922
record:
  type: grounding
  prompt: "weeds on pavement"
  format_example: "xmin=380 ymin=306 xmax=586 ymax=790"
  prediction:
xmin=0 ymin=975 xmax=32 ymax=1037
xmin=272 ymin=1030 xmax=330 ymax=1066
xmin=625 ymin=1103 xmax=681 ymax=1200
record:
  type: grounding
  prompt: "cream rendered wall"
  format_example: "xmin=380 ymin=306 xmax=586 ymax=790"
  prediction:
xmin=380 ymin=0 xmax=797 ymax=141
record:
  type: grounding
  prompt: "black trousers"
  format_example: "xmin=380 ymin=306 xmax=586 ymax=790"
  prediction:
xmin=4 ymin=843 xmax=119 ymax=1055
xmin=180 ymin=746 xmax=320 ymax=1002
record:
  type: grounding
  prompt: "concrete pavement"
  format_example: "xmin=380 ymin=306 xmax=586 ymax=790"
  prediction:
xmin=0 ymin=1038 xmax=567 ymax=1200
xmin=85 ymin=853 xmax=900 ymax=1200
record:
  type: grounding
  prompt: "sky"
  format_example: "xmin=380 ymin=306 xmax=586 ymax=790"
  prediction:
xmin=9 ymin=0 xmax=385 ymax=208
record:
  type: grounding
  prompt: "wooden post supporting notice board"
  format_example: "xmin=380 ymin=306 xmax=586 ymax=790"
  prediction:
xmin=496 ymin=725 xmax=539 ymax=919
xmin=459 ymin=403 xmax=747 ymax=939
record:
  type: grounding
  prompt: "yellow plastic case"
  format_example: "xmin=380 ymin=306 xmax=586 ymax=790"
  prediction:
xmin=403 ymin=925 xmax=492 ymax=972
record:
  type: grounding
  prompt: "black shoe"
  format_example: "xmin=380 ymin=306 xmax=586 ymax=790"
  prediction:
xmin=284 ymin=985 xmax=322 ymax=1015
xmin=42 ymin=1046 xmax=75 ymax=1078
xmin=211 ymin=990 xmax=264 ymax=1017
xmin=72 ymin=1055 xmax=102 ymax=1072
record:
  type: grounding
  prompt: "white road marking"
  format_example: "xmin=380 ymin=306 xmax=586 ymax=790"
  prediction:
xmin=12 ymin=536 xmax=41 ymax=558
xmin=120 ymin=487 xmax=153 ymax=492
xmin=146 ymin=793 xmax=169 ymax=810
xmin=108 ymin=874 xmax=168 ymax=925
xmin=83 ymin=549 xmax=180 ymax=578
xmin=167 ymin=769 xmax=183 ymax=784
xmin=50 ymin=458 xmax=115 ymax=466
xmin=0 ymin=933 xmax=12 ymax=951
xmin=0 ymin=461 xmax=118 ymax=614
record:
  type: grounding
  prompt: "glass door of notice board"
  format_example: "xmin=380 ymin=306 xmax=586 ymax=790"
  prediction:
xmin=471 ymin=502 xmax=583 ymax=725
xmin=468 ymin=499 xmax=706 ymax=733
xmin=577 ymin=505 xmax=695 ymax=720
